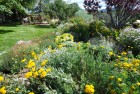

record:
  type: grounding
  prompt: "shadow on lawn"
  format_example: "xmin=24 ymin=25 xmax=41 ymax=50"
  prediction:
xmin=0 ymin=22 xmax=20 ymax=27
xmin=0 ymin=30 xmax=15 ymax=34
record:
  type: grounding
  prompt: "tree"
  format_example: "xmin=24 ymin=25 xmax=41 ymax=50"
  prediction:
xmin=84 ymin=0 xmax=140 ymax=29
xmin=0 ymin=0 xmax=37 ymax=23
xmin=44 ymin=0 xmax=80 ymax=20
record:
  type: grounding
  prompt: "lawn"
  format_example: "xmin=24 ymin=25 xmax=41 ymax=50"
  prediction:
xmin=0 ymin=25 xmax=55 ymax=53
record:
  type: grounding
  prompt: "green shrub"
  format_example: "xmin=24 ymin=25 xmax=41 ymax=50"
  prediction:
xmin=89 ymin=20 xmax=111 ymax=38
xmin=89 ymin=37 xmax=114 ymax=61
xmin=0 ymin=51 xmax=25 ymax=74
xmin=117 ymin=27 xmax=140 ymax=55
xmin=64 ymin=21 xmax=90 ymax=42
xmin=69 ymin=17 xmax=85 ymax=24
xmin=38 ymin=32 xmax=58 ymax=50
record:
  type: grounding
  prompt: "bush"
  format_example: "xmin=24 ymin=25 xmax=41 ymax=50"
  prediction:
xmin=0 ymin=51 xmax=26 ymax=74
xmin=69 ymin=17 xmax=85 ymax=24
xmin=64 ymin=21 xmax=90 ymax=42
xmin=89 ymin=20 xmax=111 ymax=38
xmin=89 ymin=37 xmax=114 ymax=61
xmin=117 ymin=28 xmax=140 ymax=55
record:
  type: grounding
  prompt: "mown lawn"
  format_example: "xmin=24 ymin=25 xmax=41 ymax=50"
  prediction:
xmin=0 ymin=25 xmax=55 ymax=53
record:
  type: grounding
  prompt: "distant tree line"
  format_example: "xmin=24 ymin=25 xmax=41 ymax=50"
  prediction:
xmin=0 ymin=0 xmax=80 ymax=24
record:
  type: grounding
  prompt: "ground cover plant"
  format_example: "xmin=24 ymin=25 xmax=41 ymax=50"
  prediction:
xmin=1 ymin=0 xmax=140 ymax=92
xmin=0 ymin=32 xmax=140 ymax=94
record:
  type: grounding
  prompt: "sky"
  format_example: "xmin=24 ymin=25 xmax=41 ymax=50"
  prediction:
xmin=64 ymin=0 xmax=106 ymax=10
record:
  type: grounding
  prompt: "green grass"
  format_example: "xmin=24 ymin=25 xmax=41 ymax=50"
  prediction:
xmin=0 ymin=25 xmax=56 ymax=53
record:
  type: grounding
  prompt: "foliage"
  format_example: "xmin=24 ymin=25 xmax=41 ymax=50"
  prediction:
xmin=69 ymin=17 xmax=85 ymax=24
xmin=84 ymin=0 xmax=140 ymax=29
xmin=107 ymin=57 xmax=140 ymax=94
xmin=0 ymin=0 xmax=37 ymax=23
xmin=89 ymin=20 xmax=111 ymax=38
xmin=117 ymin=27 xmax=140 ymax=55
xmin=64 ymin=20 xmax=90 ymax=42
xmin=1 ymin=32 xmax=140 ymax=94
xmin=0 ymin=51 xmax=25 ymax=73
xmin=44 ymin=0 xmax=80 ymax=21
xmin=89 ymin=37 xmax=114 ymax=61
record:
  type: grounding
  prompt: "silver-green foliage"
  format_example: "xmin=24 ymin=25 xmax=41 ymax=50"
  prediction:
xmin=117 ymin=28 xmax=140 ymax=53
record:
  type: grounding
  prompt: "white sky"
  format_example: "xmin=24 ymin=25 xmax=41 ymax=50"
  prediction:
xmin=64 ymin=0 xmax=106 ymax=9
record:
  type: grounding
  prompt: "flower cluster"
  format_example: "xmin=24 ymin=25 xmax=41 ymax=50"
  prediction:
xmin=114 ymin=58 xmax=140 ymax=72
xmin=22 ymin=51 xmax=51 ymax=79
xmin=0 ymin=76 xmax=6 ymax=94
xmin=84 ymin=84 xmax=95 ymax=94
xmin=55 ymin=33 xmax=74 ymax=44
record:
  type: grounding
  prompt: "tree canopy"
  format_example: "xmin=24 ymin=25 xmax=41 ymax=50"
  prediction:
xmin=44 ymin=0 xmax=80 ymax=20
xmin=84 ymin=0 xmax=140 ymax=29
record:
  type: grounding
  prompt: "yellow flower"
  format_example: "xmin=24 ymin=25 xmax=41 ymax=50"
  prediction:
xmin=114 ymin=64 xmax=118 ymax=67
xmin=29 ymin=92 xmax=34 ymax=94
xmin=16 ymin=88 xmax=19 ymax=92
xmin=0 ymin=86 xmax=6 ymax=94
xmin=51 ymin=49 xmax=56 ymax=53
xmin=132 ymin=68 xmax=137 ymax=72
xmin=134 ymin=63 xmax=139 ymax=67
xmin=137 ymin=82 xmax=140 ymax=86
xmin=109 ymin=52 xmax=114 ymax=56
xmin=31 ymin=51 xmax=38 ymax=60
xmin=33 ymin=71 xmax=38 ymax=78
xmin=46 ymin=68 xmax=51 ymax=72
xmin=38 ymin=68 xmax=44 ymax=73
xmin=48 ymin=45 xmax=52 ymax=50
xmin=41 ymin=60 xmax=48 ymax=66
xmin=100 ymin=46 xmax=105 ymax=48
xmin=25 ymin=72 xmax=32 ymax=78
xmin=0 ymin=76 xmax=4 ymax=82
xmin=117 ymin=55 xmax=121 ymax=58
xmin=110 ymin=90 xmax=116 ymax=94
xmin=124 ymin=58 xmax=128 ymax=60
xmin=40 ymin=71 xmax=47 ymax=78
xmin=21 ymin=59 xmax=26 ymax=63
xmin=109 ymin=76 xmax=114 ymax=80
xmin=26 ymin=60 xmax=35 ymax=68
xmin=31 ymin=67 xmax=36 ymax=72
xmin=122 ymin=62 xmax=131 ymax=68
xmin=118 ymin=84 xmax=123 ymax=87
xmin=122 ymin=93 xmax=125 ymax=94
xmin=84 ymin=84 xmax=95 ymax=94
xmin=121 ymin=52 xmax=127 ymax=56
xmin=117 ymin=78 xmax=122 ymax=82
xmin=131 ymin=85 xmax=135 ymax=90
xmin=57 ymin=44 xmax=63 ymax=49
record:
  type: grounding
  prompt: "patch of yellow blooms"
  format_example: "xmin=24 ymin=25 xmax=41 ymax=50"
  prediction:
xmin=0 ymin=76 xmax=6 ymax=94
xmin=84 ymin=84 xmax=95 ymax=94
xmin=55 ymin=33 xmax=74 ymax=44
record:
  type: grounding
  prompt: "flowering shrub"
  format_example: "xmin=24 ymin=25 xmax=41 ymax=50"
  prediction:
xmin=117 ymin=28 xmax=140 ymax=55
xmin=1 ymin=32 xmax=140 ymax=94
xmin=55 ymin=33 xmax=74 ymax=44
xmin=89 ymin=37 xmax=114 ymax=61
xmin=107 ymin=57 xmax=140 ymax=94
